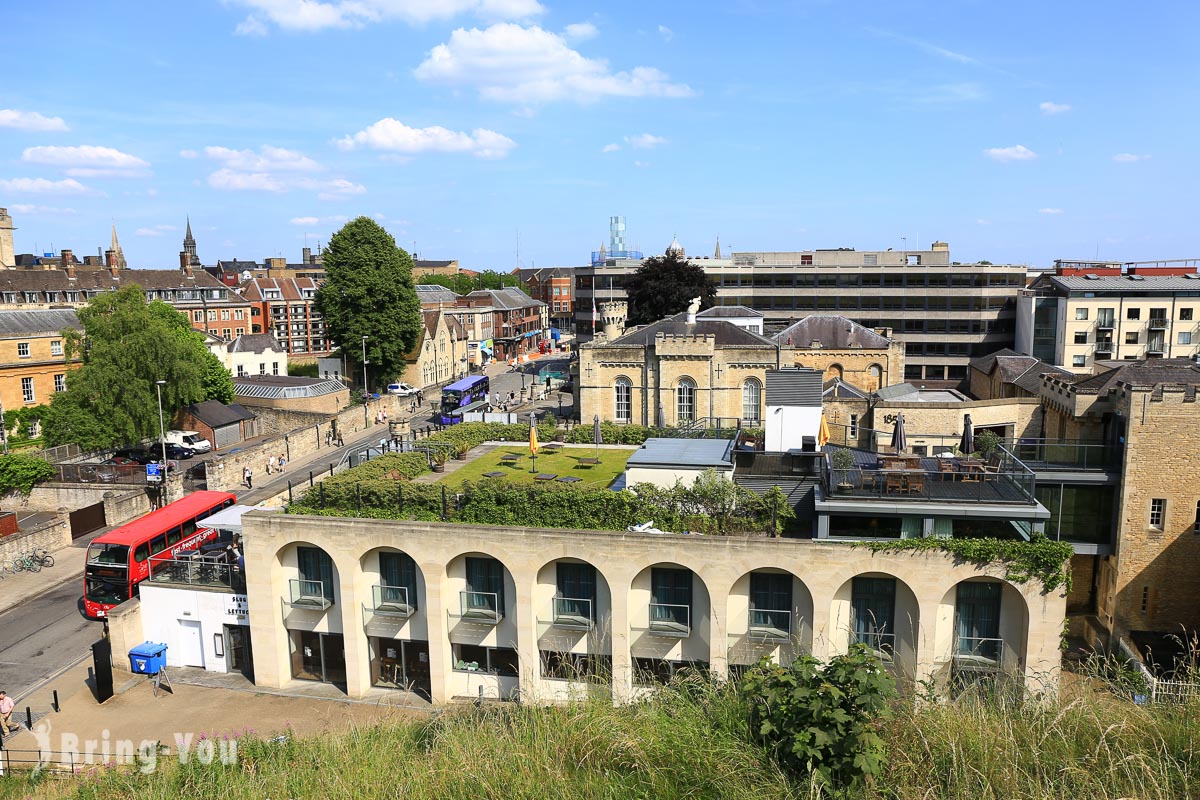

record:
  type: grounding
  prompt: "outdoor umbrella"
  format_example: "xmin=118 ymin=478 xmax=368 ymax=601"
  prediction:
xmin=593 ymin=414 xmax=602 ymax=461
xmin=890 ymin=412 xmax=907 ymax=453
xmin=656 ymin=403 xmax=665 ymax=429
xmin=817 ymin=413 xmax=831 ymax=448
xmin=959 ymin=413 xmax=975 ymax=456
xmin=529 ymin=412 xmax=539 ymax=472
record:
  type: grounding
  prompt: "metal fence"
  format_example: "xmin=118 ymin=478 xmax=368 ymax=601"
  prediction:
xmin=53 ymin=462 xmax=149 ymax=485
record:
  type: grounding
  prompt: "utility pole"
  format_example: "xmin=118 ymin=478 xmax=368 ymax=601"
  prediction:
xmin=361 ymin=335 xmax=369 ymax=395
xmin=0 ymin=394 xmax=8 ymax=454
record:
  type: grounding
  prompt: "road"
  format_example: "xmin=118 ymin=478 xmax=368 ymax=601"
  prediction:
xmin=0 ymin=579 xmax=98 ymax=701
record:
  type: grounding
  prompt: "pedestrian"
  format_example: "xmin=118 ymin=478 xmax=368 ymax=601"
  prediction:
xmin=0 ymin=690 xmax=18 ymax=733
xmin=267 ymin=454 xmax=277 ymax=475
xmin=380 ymin=436 xmax=389 ymax=453
xmin=325 ymin=430 xmax=332 ymax=447
xmin=410 ymin=400 xmax=416 ymax=414
xmin=337 ymin=432 xmax=345 ymax=447
xmin=417 ymin=393 xmax=423 ymax=408
xmin=243 ymin=466 xmax=253 ymax=489
xmin=279 ymin=453 xmax=287 ymax=470
xmin=382 ymin=408 xmax=388 ymax=421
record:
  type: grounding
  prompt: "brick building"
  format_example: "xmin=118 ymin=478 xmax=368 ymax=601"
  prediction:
xmin=456 ymin=288 xmax=546 ymax=363
xmin=176 ymin=400 xmax=258 ymax=451
xmin=240 ymin=277 xmax=330 ymax=357
xmin=518 ymin=267 xmax=574 ymax=332
xmin=404 ymin=309 xmax=469 ymax=390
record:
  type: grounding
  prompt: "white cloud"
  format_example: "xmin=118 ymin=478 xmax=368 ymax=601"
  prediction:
xmin=314 ymin=178 xmax=366 ymax=201
xmin=290 ymin=215 xmax=348 ymax=226
xmin=21 ymin=145 xmax=150 ymax=177
xmin=976 ymin=219 xmax=991 ymax=225
xmin=336 ymin=118 xmax=517 ymax=159
xmin=601 ymin=143 xmax=620 ymax=153
xmin=179 ymin=149 xmax=199 ymax=159
xmin=228 ymin=0 xmax=543 ymax=33
xmin=1039 ymin=101 xmax=1071 ymax=115
xmin=983 ymin=144 xmax=1036 ymax=162
xmin=0 ymin=177 xmax=91 ymax=194
xmin=657 ymin=24 xmax=673 ymax=41
xmin=203 ymin=145 xmax=322 ymax=172
xmin=291 ymin=216 xmax=321 ymax=226
xmin=8 ymin=204 xmax=76 ymax=215
xmin=135 ymin=224 xmax=179 ymax=237
xmin=0 ymin=109 xmax=69 ymax=132
xmin=415 ymin=23 xmax=693 ymax=105
xmin=1038 ymin=208 xmax=1064 ymax=214
xmin=564 ymin=21 xmax=597 ymax=40
xmin=1113 ymin=153 xmax=1150 ymax=163
xmin=207 ymin=168 xmax=286 ymax=192
xmin=625 ymin=133 xmax=667 ymax=149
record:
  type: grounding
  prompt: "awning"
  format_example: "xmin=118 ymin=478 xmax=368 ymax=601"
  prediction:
xmin=523 ymin=330 xmax=539 ymax=338
xmin=480 ymin=339 xmax=493 ymax=354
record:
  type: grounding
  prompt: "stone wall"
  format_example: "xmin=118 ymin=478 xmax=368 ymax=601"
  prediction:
xmin=0 ymin=512 xmax=70 ymax=563
xmin=787 ymin=341 xmax=905 ymax=393
xmin=873 ymin=397 xmax=1042 ymax=450
xmin=0 ymin=483 xmax=155 ymax=518
xmin=236 ymin=386 xmax=350 ymax=415
xmin=107 ymin=597 xmax=143 ymax=675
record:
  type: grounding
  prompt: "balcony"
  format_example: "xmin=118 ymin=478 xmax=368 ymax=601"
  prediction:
xmin=148 ymin=554 xmax=240 ymax=593
xmin=551 ymin=597 xmax=593 ymax=630
xmin=648 ymin=603 xmax=691 ymax=637
xmin=1147 ymin=339 xmax=1166 ymax=355
xmin=1149 ymin=316 xmax=1168 ymax=330
xmin=1094 ymin=340 xmax=1114 ymax=356
xmin=952 ymin=637 xmax=1006 ymax=672
xmin=286 ymin=579 xmax=331 ymax=610
xmin=1006 ymin=438 xmax=1121 ymax=471
xmin=371 ymin=584 xmax=414 ymax=618
xmin=821 ymin=446 xmax=1037 ymax=506
xmin=458 ymin=590 xmax=502 ymax=624
xmin=850 ymin=630 xmax=896 ymax=662
xmin=1095 ymin=317 xmax=1115 ymax=330
xmin=748 ymin=608 xmax=791 ymax=643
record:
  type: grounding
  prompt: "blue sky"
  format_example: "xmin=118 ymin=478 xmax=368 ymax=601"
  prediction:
xmin=2 ymin=0 xmax=1196 ymax=270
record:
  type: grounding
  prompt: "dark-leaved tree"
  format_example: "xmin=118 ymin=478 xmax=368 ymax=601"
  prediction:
xmin=624 ymin=251 xmax=717 ymax=326
xmin=315 ymin=217 xmax=422 ymax=389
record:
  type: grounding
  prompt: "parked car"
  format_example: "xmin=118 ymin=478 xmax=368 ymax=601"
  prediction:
xmin=163 ymin=443 xmax=195 ymax=460
xmin=114 ymin=448 xmax=156 ymax=464
xmin=101 ymin=456 xmax=138 ymax=466
xmin=387 ymin=382 xmax=419 ymax=397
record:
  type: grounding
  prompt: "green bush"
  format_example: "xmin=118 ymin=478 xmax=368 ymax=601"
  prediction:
xmin=0 ymin=453 xmax=56 ymax=495
xmin=740 ymin=645 xmax=897 ymax=790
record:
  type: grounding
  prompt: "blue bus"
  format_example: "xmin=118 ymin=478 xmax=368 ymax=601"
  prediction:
xmin=439 ymin=375 xmax=490 ymax=424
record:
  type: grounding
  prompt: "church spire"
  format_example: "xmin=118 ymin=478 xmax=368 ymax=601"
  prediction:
xmin=110 ymin=222 xmax=127 ymax=269
xmin=714 ymin=235 xmax=721 ymax=260
xmin=185 ymin=216 xmax=194 ymax=242
xmin=182 ymin=216 xmax=200 ymax=266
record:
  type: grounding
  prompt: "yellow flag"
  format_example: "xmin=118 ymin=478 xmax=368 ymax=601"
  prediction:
xmin=529 ymin=420 xmax=539 ymax=456
xmin=818 ymin=414 xmax=830 ymax=447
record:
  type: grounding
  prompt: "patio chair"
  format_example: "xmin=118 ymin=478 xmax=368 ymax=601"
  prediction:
xmin=904 ymin=472 xmax=926 ymax=495
xmin=937 ymin=460 xmax=956 ymax=480
xmin=885 ymin=472 xmax=904 ymax=494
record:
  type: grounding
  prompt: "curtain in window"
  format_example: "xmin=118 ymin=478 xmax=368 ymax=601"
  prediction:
xmin=955 ymin=582 xmax=1000 ymax=656
xmin=466 ymin=556 xmax=505 ymax=612
xmin=380 ymin=551 xmax=418 ymax=610
xmin=557 ymin=562 xmax=597 ymax=620
xmin=851 ymin=577 xmax=895 ymax=637
xmin=651 ymin=567 xmax=692 ymax=626
xmin=749 ymin=572 xmax=791 ymax=611
xmin=297 ymin=546 xmax=335 ymax=602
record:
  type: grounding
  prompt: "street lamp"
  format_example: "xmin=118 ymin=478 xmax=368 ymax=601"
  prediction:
xmin=361 ymin=335 xmax=369 ymax=396
xmin=155 ymin=380 xmax=168 ymax=502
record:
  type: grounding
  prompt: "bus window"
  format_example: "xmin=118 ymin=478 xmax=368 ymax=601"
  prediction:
xmin=223 ymin=499 xmax=234 ymax=509
xmin=167 ymin=526 xmax=183 ymax=547
xmin=182 ymin=519 xmax=198 ymax=538
xmin=150 ymin=535 xmax=167 ymax=556
xmin=88 ymin=543 xmax=129 ymax=565
xmin=134 ymin=543 xmax=149 ymax=563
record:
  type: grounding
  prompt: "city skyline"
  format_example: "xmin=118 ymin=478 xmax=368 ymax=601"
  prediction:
xmin=1 ymin=0 xmax=1196 ymax=270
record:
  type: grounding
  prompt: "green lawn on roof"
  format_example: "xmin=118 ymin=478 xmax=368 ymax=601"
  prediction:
xmin=438 ymin=445 xmax=636 ymax=490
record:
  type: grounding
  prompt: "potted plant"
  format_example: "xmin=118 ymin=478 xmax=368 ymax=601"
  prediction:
xmin=455 ymin=442 xmax=470 ymax=461
xmin=830 ymin=448 xmax=856 ymax=489
xmin=431 ymin=450 xmax=448 ymax=473
xmin=976 ymin=430 xmax=1001 ymax=461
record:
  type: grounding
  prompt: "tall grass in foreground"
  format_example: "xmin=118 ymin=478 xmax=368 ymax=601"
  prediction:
xmin=1 ymin=670 xmax=1196 ymax=800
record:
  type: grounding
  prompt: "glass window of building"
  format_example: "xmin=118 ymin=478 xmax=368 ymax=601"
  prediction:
xmin=676 ymin=378 xmax=696 ymax=423
xmin=614 ymin=377 xmax=632 ymax=422
xmin=742 ymin=379 xmax=762 ymax=423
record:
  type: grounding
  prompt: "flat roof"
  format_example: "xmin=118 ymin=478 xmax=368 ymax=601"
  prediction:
xmin=626 ymin=437 xmax=734 ymax=470
xmin=202 ymin=503 xmax=281 ymax=532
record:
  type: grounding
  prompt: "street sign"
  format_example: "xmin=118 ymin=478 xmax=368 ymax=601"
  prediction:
xmin=146 ymin=462 xmax=163 ymax=484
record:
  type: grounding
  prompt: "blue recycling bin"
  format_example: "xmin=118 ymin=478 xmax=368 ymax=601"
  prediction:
xmin=129 ymin=642 xmax=168 ymax=675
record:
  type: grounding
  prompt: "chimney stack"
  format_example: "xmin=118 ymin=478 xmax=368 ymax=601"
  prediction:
xmin=109 ymin=264 xmax=120 ymax=279
xmin=105 ymin=249 xmax=116 ymax=268
xmin=66 ymin=263 xmax=76 ymax=280
xmin=61 ymin=249 xmax=73 ymax=266
xmin=183 ymin=262 xmax=194 ymax=278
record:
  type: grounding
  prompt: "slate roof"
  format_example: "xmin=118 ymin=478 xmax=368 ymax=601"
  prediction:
xmin=608 ymin=312 xmax=779 ymax=348
xmin=0 ymin=267 xmax=230 ymax=293
xmin=1047 ymin=274 xmax=1200 ymax=292
xmin=626 ymin=437 xmax=734 ymax=469
xmin=414 ymin=260 xmax=456 ymax=270
xmin=772 ymin=315 xmax=891 ymax=349
xmin=1064 ymin=358 xmax=1200 ymax=394
xmin=233 ymin=375 xmax=346 ymax=399
xmin=228 ymin=333 xmax=284 ymax=354
xmin=968 ymin=348 xmax=1073 ymax=394
xmin=0 ymin=308 xmax=80 ymax=335
xmin=822 ymin=378 xmax=870 ymax=400
xmin=415 ymin=285 xmax=461 ymax=304
xmin=464 ymin=287 xmax=545 ymax=310
xmin=185 ymin=400 xmax=256 ymax=427
xmin=696 ymin=305 xmax=763 ymax=318
xmin=240 ymin=277 xmax=319 ymax=302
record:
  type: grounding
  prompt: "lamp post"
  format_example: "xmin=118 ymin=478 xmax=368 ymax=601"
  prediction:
xmin=361 ymin=335 xmax=369 ymax=396
xmin=155 ymin=380 xmax=168 ymax=503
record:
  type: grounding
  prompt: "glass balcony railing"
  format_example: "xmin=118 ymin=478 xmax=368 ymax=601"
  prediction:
xmin=371 ymin=584 xmax=413 ymax=618
xmin=748 ymin=608 xmax=791 ymax=642
xmin=821 ymin=446 xmax=1037 ymax=505
xmin=851 ymin=630 xmax=896 ymax=662
xmin=148 ymin=555 xmax=240 ymax=592
xmin=551 ymin=597 xmax=593 ymax=630
xmin=287 ymin=578 xmax=331 ymax=610
xmin=1006 ymin=438 xmax=1122 ymax=470
xmin=1149 ymin=316 xmax=1168 ymax=330
xmin=648 ymin=603 xmax=691 ymax=637
xmin=953 ymin=637 xmax=1005 ymax=670
xmin=459 ymin=590 xmax=502 ymax=624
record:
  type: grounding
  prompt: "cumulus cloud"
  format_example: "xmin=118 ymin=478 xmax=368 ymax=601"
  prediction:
xmin=204 ymin=145 xmax=322 ymax=172
xmin=291 ymin=216 xmax=320 ymax=226
xmin=9 ymin=204 xmax=76 ymax=215
xmin=983 ymin=144 xmax=1036 ymax=162
xmin=200 ymin=144 xmax=363 ymax=197
xmin=0 ymin=177 xmax=91 ymax=194
xmin=625 ymin=133 xmax=667 ymax=149
xmin=21 ymin=145 xmax=150 ymax=177
xmin=1038 ymin=208 xmax=1064 ymax=214
xmin=1113 ymin=153 xmax=1150 ymax=163
xmin=563 ymin=21 xmax=597 ymax=40
xmin=290 ymin=215 xmax=348 ymax=225
xmin=657 ymin=24 xmax=673 ymax=41
xmin=1039 ymin=101 xmax=1071 ymax=115
xmin=179 ymin=149 xmax=199 ymax=159
xmin=0 ymin=109 xmax=69 ymax=132
xmin=336 ymin=118 xmax=517 ymax=159
xmin=229 ymin=0 xmax=543 ymax=33
xmin=414 ymin=23 xmax=693 ymax=105
xmin=601 ymin=143 xmax=620 ymax=153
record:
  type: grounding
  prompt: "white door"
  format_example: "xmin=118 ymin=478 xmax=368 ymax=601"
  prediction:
xmin=177 ymin=620 xmax=205 ymax=668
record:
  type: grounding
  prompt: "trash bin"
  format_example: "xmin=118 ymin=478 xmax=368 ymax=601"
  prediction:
xmin=128 ymin=642 xmax=168 ymax=675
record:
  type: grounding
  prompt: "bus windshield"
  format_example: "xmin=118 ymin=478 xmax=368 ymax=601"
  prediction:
xmin=85 ymin=573 xmax=127 ymax=604
xmin=441 ymin=391 xmax=464 ymax=413
xmin=88 ymin=543 xmax=129 ymax=565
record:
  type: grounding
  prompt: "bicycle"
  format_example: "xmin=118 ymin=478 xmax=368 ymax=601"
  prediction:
xmin=13 ymin=551 xmax=41 ymax=573
xmin=31 ymin=548 xmax=55 ymax=568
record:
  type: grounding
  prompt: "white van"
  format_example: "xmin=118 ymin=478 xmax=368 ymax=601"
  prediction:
xmin=166 ymin=430 xmax=213 ymax=453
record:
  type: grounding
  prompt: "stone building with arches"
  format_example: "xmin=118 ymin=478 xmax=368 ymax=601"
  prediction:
xmin=234 ymin=512 xmax=1062 ymax=703
xmin=772 ymin=315 xmax=904 ymax=393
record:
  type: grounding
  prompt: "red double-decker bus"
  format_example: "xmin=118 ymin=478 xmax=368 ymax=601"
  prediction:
xmin=83 ymin=491 xmax=237 ymax=619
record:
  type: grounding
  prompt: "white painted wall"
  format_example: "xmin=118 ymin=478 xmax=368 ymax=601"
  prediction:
xmin=138 ymin=584 xmax=249 ymax=673
xmin=625 ymin=465 xmax=732 ymax=490
xmin=765 ymin=405 xmax=822 ymax=451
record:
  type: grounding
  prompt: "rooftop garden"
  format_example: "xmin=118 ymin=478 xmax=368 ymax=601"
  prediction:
xmin=437 ymin=445 xmax=636 ymax=490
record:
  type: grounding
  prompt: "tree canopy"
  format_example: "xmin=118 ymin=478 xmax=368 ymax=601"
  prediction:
xmin=416 ymin=270 xmax=523 ymax=295
xmin=41 ymin=285 xmax=235 ymax=450
xmin=624 ymin=251 xmax=718 ymax=326
xmin=314 ymin=217 xmax=422 ymax=389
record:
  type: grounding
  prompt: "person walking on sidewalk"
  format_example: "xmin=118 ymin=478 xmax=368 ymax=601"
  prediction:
xmin=243 ymin=466 xmax=253 ymax=490
xmin=267 ymin=454 xmax=277 ymax=475
xmin=0 ymin=690 xmax=18 ymax=733
xmin=337 ymin=432 xmax=345 ymax=447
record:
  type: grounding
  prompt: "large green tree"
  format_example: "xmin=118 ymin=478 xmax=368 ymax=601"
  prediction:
xmin=315 ymin=217 xmax=422 ymax=388
xmin=415 ymin=270 xmax=523 ymax=295
xmin=624 ymin=251 xmax=718 ymax=326
xmin=42 ymin=285 xmax=233 ymax=449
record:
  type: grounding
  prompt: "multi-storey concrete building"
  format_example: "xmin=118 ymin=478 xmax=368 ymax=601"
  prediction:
xmin=575 ymin=240 xmax=1026 ymax=382
xmin=240 ymin=277 xmax=330 ymax=357
xmin=1017 ymin=261 xmax=1200 ymax=372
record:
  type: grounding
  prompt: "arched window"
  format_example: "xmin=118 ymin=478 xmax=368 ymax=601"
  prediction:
xmin=742 ymin=378 xmax=762 ymax=423
xmin=676 ymin=378 xmax=696 ymax=424
xmin=614 ymin=377 xmax=632 ymax=422
xmin=826 ymin=363 xmax=844 ymax=380
xmin=868 ymin=364 xmax=883 ymax=388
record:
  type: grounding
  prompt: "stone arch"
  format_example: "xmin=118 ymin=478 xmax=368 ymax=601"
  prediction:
xmin=825 ymin=363 xmax=844 ymax=381
xmin=725 ymin=567 xmax=815 ymax=668
xmin=936 ymin=576 xmax=1030 ymax=679
xmin=829 ymin=571 xmax=920 ymax=682
xmin=629 ymin=561 xmax=712 ymax=670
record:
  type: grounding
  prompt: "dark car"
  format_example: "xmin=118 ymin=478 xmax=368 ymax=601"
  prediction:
xmin=114 ymin=448 xmax=156 ymax=465
xmin=101 ymin=456 xmax=138 ymax=466
xmin=163 ymin=443 xmax=195 ymax=460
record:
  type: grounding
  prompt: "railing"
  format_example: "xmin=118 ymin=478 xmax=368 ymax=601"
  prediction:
xmin=675 ymin=417 xmax=746 ymax=439
xmin=953 ymin=636 xmax=1005 ymax=668
xmin=1005 ymin=438 xmax=1122 ymax=470
xmin=851 ymin=630 xmax=896 ymax=662
xmin=648 ymin=603 xmax=691 ymax=637
xmin=56 ymin=462 xmax=150 ymax=485
xmin=1096 ymin=317 xmax=1115 ymax=329
xmin=820 ymin=447 xmax=1037 ymax=506
xmin=748 ymin=608 xmax=791 ymax=642
xmin=459 ymin=590 xmax=502 ymax=624
xmin=552 ymin=596 xmax=593 ymax=630
xmin=286 ymin=578 xmax=331 ymax=610
xmin=1149 ymin=316 xmax=1168 ymax=329
xmin=149 ymin=555 xmax=239 ymax=591
xmin=371 ymin=584 xmax=413 ymax=618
